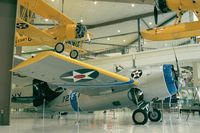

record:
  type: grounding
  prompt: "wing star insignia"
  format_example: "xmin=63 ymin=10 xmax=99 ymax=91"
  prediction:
xmin=131 ymin=70 xmax=143 ymax=79
xmin=60 ymin=69 xmax=99 ymax=83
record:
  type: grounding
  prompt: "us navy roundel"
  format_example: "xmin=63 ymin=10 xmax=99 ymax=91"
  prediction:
xmin=60 ymin=69 xmax=99 ymax=83
xmin=131 ymin=70 xmax=143 ymax=79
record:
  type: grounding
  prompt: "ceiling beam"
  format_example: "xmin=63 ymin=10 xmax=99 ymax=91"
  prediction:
xmin=92 ymin=14 xmax=177 ymax=55
xmin=141 ymin=18 xmax=151 ymax=29
xmin=91 ymin=42 xmax=124 ymax=47
xmin=91 ymin=31 xmax=137 ymax=41
xmin=92 ymin=0 xmax=154 ymax=4
xmin=177 ymin=40 xmax=191 ymax=46
xmin=87 ymin=11 xmax=161 ymax=29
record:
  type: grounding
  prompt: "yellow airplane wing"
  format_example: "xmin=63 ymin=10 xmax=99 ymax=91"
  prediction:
xmin=16 ymin=37 xmax=43 ymax=46
xmin=141 ymin=21 xmax=200 ymax=41
xmin=20 ymin=0 xmax=75 ymax=25
xmin=12 ymin=52 xmax=137 ymax=94
xmin=16 ymin=18 xmax=57 ymax=44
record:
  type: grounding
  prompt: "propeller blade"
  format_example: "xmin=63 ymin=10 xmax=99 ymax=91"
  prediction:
xmin=154 ymin=6 xmax=158 ymax=25
xmin=175 ymin=53 xmax=180 ymax=76
xmin=172 ymin=47 xmax=180 ymax=76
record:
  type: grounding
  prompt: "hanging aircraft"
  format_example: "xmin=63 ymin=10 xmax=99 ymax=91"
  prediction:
xmin=93 ymin=0 xmax=200 ymax=41
xmin=11 ymin=51 xmax=183 ymax=125
xmin=16 ymin=0 xmax=90 ymax=59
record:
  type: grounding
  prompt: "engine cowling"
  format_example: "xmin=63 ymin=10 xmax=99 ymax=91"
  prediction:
xmin=66 ymin=23 xmax=87 ymax=40
xmin=76 ymin=23 xmax=87 ymax=38
xmin=129 ymin=65 xmax=178 ymax=101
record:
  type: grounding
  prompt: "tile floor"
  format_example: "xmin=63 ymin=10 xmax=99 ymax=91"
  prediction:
xmin=0 ymin=111 xmax=200 ymax=133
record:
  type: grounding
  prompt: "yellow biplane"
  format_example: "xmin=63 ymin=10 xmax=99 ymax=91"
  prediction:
xmin=95 ymin=0 xmax=200 ymax=41
xmin=141 ymin=0 xmax=200 ymax=41
xmin=16 ymin=0 xmax=90 ymax=59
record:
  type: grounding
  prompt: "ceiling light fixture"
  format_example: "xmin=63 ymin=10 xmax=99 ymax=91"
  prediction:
xmin=80 ymin=19 xmax=83 ymax=23
xmin=94 ymin=1 xmax=97 ymax=4
xmin=51 ymin=0 xmax=55 ymax=2
xmin=37 ymin=48 xmax=43 ymax=51
xmin=107 ymin=38 xmax=110 ymax=41
xmin=45 ymin=18 xmax=49 ymax=22
xmin=131 ymin=4 xmax=135 ymax=7
xmin=117 ymin=30 xmax=121 ymax=33
xmin=123 ymin=40 xmax=126 ymax=42
xmin=149 ymin=22 xmax=152 ymax=25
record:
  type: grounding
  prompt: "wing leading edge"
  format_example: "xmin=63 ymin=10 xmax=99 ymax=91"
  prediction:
xmin=12 ymin=52 xmax=138 ymax=93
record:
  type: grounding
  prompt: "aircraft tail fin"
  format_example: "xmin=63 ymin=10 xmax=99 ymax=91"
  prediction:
xmin=32 ymin=79 xmax=63 ymax=107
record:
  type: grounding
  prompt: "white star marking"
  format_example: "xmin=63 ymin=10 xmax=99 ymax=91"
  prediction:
xmin=62 ymin=71 xmax=95 ymax=82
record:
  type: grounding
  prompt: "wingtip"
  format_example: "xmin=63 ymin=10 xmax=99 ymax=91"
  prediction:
xmin=11 ymin=51 xmax=55 ymax=72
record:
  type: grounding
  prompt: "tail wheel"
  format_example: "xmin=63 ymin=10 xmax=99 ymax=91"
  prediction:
xmin=70 ymin=50 xmax=79 ymax=59
xmin=148 ymin=108 xmax=161 ymax=122
xmin=132 ymin=109 xmax=148 ymax=125
xmin=55 ymin=42 xmax=65 ymax=53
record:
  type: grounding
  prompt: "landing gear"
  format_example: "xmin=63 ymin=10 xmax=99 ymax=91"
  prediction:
xmin=129 ymin=88 xmax=162 ymax=124
xmin=132 ymin=109 xmax=148 ymax=125
xmin=148 ymin=108 xmax=161 ymax=122
xmin=54 ymin=42 xmax=79 ymax=59
xmin=55 ymin=42 xmax=65 ymax=53
xmin=70 ymin=50 xmax=79 ymax=59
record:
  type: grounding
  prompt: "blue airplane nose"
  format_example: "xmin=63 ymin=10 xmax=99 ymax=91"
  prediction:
xmin=163 ymin=64 xmax=178 ymax=96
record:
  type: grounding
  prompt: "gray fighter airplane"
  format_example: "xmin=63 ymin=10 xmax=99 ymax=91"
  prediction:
xmin=11 ymin=51 xmax=182 ymax=125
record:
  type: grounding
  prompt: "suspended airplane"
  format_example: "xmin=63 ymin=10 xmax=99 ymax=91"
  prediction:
xmin=16 ymin=0 xmax=90 ymax=59
xmin=11 ymin=51 xmax=183 ymax=125
xmin=93 ymin=0 xmax=200 ymax=41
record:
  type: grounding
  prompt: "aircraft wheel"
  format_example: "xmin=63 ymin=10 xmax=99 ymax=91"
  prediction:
xmin=148 ymin=108 xmax=161 ymax=122
xmin=55 ymin=42 xmax=65 ymax=53
xmin=132 ymin=109 xmax=148 ymax=125
xmin=70 ymin=50 xmax=79 ymax=59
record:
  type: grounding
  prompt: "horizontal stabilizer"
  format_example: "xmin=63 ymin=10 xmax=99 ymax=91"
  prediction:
xmin=12 ymin=96 xmax=34 ymax=104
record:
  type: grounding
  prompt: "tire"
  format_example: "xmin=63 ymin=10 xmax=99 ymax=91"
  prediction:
xmin=148 ymin=108 xmax=161 ymax=122
xmin=55 ymin=42 xmax=65 ymax=53
xmin=132 ymin=109 xmax=148 ymax=125
xmin=70 ymin=50 xmax=79 ymax=59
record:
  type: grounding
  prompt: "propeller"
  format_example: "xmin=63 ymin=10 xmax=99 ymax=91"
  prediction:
xmin=154 ymin=5 xmax=158 ymax=25
xmin=172 ymin=47 xmax=184 ymax=91
xmin=174 ymin=52 xmax=180 ymax=77
xmin=173 ymin=47 xmax=180 ymax=78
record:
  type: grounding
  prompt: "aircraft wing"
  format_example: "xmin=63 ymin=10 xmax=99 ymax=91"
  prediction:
xmin=16 ymin=18 xmax=56 ymax=44
xmin=12 ymin=52 xmax=138 ymax=94
xmin=20 ymin=0 xmax=75 ymax=25
xmin=13 ymin=55 xmax=33 ymax=87
xmin=91 ymin=0 xmax=154 ymax=4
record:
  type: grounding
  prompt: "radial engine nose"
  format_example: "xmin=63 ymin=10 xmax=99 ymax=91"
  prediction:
xmin=76 ymin=23 xmax=87 ymax=38
xmin=163 ymin=64 xmax=179 ymax=95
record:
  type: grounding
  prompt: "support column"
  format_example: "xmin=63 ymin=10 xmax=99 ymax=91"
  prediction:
xmin=193 ymin=63 xmax=200 ymax=87
xmin=189 ymin=12 xmax=197 ymax=44
xmin=16 ymin=46 xmax=22 ymax=56
xmin=137 ymin=18 xmax=143 ymax=52
xmin=0 ymin=0 xmax=18 ymax=125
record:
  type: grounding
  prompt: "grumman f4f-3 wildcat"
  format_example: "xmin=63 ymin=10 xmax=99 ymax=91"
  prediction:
xmin=11 ymin=51 xmax=184 ymax=125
